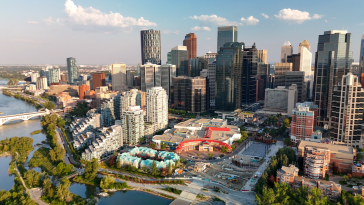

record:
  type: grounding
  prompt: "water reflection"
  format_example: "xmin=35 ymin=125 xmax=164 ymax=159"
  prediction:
xmin=0 ymin=156 xmax=15 ymax=191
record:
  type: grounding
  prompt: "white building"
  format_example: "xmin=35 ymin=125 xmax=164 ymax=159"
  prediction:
xmin=31 ymin=72 xmax=40 ymax=83
xmin=147 ymin=87 xmax=168 ymax=132
xmin=36 ymin=76 xmax=48 ymax=90
xmin=264 ymin=85 xmax=298 ymax=116
xmin=299 ymin=41 xmax=313 ymax=99
xmin=111 ymin=64 xmax=126 ymax=91
xmin=121 ymin=106 xmax=144 ymax=145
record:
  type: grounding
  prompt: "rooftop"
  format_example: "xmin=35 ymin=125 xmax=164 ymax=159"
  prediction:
xmin=299 ymin=141 xmax=354 ymax=155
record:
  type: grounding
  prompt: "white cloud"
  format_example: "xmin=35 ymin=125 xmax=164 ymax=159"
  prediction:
xmin=325 ymin=20 xmax=328 ymax=23
xmin=44 ymin=17 xmax=54 ymax=25
xmin=358 ymin=23 xmax=364 ymax=26
xmin=163 ymin=30 xmax=179 ymax=35
xmin=241 ymin=16 xmax=259 ymax=25
xmin=64 ymin=0 xmax=157 ymax=31
xmin=28 ymin=21 xmax=39 ymax=24
xmin=191 ymin=26 xmax=211 ymax=31
xmin=261 ymin=13 xmax=269 ymax=19
xmin=190 ymin=14 xmax=239 ymax=26
xmin=274 ymin=8 xmax=323 ymax=24
xmin=207 ymin=37 xmax=212 ymax=40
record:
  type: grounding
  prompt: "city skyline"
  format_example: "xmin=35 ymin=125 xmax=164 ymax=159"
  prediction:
xmin=0 ymin=0 xmax=363 ymax=65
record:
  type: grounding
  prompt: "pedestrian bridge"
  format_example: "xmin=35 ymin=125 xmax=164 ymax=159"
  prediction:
xmin=0 ymin=109 xmax=50 ymax=125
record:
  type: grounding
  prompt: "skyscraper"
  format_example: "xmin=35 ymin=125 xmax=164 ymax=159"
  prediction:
xmin=146 ymin=87 xmax=168 ymax=131
xmin=111 ymin=64 xmax=126 ymax=91
xmin=92 ymin=73 xmax=106 ymax=89
xmin=183 ymin=33 xmax=197 ymax=60
xmin=215 ymin=42 xmax=244 ymax=111
xmin=257 ymin=50 xmax=267 ymax=64
xmin=79 ymin=84 xmax=90 ymax=100
xmin=241 ymin=43 xmax=259 ymax=105
xmin=140 ymin=29 xmax=161 ymax=65
xmin=190 ymin=57 xmax=208 ymax=77
xmin=330 ymin=73 xmax=364 ymax=148
xmin=313 ymin=30 xmax=353 ymax=126
xmin=67 ymin=57 xmax=78 ymax=84
xmin=217 ymin=26 xmax=238 ymax=51
xmin=48 ymin=67 xmax=61 ymax=85
xmin=281 ymin=41 xmax=293 ymax=63
xmin=299 ymin=40 xmax=311 ymax=53
xmin=36 ymin=76 xmax=48 ymax=90
xmin=359 ymin=34 xmax=364 ymax=82
xmin=31 ymin=72 xmax=39 ymax=83
xmin=171 ymin=45 xmax=188 ymax=76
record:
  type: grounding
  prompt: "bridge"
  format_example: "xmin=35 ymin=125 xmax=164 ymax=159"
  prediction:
xmin=0 ymin=109 xmax=50 ymax=126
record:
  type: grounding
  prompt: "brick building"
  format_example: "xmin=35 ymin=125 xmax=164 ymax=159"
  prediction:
xmin=298 ymin=141 xmax=355 ymax=173
xmin=79 ymin=84 xmax=90 ymax=100
xmin=92 ymin=72 xmax=106 ymax=89
xmin=276 ymin=164 xmax=299 ymax=184
xmin=290 ymin=102 xmax=315 ymax=143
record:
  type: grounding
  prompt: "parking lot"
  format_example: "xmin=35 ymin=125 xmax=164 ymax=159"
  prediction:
xmin=240 ymin=142 xmax=267 ymax=158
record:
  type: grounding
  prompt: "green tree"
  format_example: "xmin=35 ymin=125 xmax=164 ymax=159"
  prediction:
xmin=343 ymin=175 xmax=349 ymax=181
xmin=167 ymin=162 xmax=172 ymax=175
xmin=24 ymin=170 xmax=41 ymax=187
xmin=161 ymin=143 xmax=167 ymax=149
xmin=42 ymin=178 xmax=55 ymax=199
xmin=44 ymin=101 xmax=55 ymax=110
xmin=284 ymin=138 xmax=291 ymax=146
xmin=151 ymin=161 xmax=158 ymax=176
xmin=357 ymin=153 xmax=363 ymax=161
xmin=56 ymin=178 xmax=72 ymax=202
xmin=197 ymin=153 xmax=200 ymax=157
xmin=85 ymin=158 xmax=98 ymax=181
xmin=49 ymin=145 xmax=65 ymax=162
xmin=57 ymin=118 xmax=65 ymax=128
xmin=283 ymin=118 xmax=290 ymax=128
xmin=100 ymin=176 xmax=115 ymax=190
xmin=150 ymin=143 xmax=156 ymax=149
xmin=256 ymin=186 xmax=275 ymax=205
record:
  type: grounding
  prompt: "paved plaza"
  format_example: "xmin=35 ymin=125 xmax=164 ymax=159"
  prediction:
xmin=240 ymin=143 xmax=267 ymax=158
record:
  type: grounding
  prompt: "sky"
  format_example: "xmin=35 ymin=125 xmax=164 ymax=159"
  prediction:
xmin=0 ymin=0 xmax=363 ymax=65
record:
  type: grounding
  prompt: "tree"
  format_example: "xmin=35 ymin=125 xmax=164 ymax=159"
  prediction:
xmin=343 ymin=175 xmax=349 ymax=181
xmin=57 ymin=118 xmax=65 ymax=128
xmin=161 ymin=143 xmax=167 ymax=149
xmin=108 ymin=155 xmax=117 ymax=167
xmin=100 ymin=176 xmax=115 ymax=190
xmin=167 ymin=162 xmax=172 ymax=175
xmin=24 ymin=170 xmax=41 ymax=187
xmin=49 ymin=145 xmax=65 ymax=162
xmin=283 ymin=118 xmax=290 ymax=128
xmin=256 ymin=186 xmax=275 ymax=205
xmin=150 ymin=143 xmax=156 ymax=149
xmin=56 ymin=178 xmax=72 ymax=202
xmin=357 ymin=153 xmax=363 ymax=161
xmin=43 ymin=178 xmax=55 ymax=199
xmin=284 ymin=138 xmax=291 ymax=146
xmin=44 ymin=101 xmax=55 ymax=110
xmin=151 ymin=161 xmax=158 ymax=176
xmin=231 ymin=145 xmax=236 ymax=150
xmin=85 ymin=158 xmax=98 ymax=181
xmin=197 ymin=153 xmax=200 ymax=157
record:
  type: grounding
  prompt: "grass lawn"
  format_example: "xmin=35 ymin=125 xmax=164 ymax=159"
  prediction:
xmin=28 ymin=147 xmax=58 ymax=175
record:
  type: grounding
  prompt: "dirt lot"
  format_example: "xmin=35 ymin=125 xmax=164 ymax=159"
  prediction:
xmin=179 ymin=149 xmax=225 ymax=160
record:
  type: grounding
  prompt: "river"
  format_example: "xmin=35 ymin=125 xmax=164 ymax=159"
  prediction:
xmin=0 ymin=78 xmax=172 ymax=204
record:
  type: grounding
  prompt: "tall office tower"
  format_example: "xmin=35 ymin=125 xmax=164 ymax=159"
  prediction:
xmin=208 ymin=63 xmax=216 ymax=110
xmin=274 ymin=63 xmax=293 ymax=86
xmin=172 ymin=76 xmax=206 ymax=113
xmin=190 ymin=57 xmax=208 ymax=77
xmin=299 ymin=43 xmax=313 ymax=99
xmin=160 ymin=64 xmax=176 ymax=98
xmin=291 ymin=54 xmax=301 ymax=71
xmin=140 ymin=63 xmax=159 ymax=92
xmin=217 ymin=26 xmax=238 ymax=51
xmin=281 ymin=41 xmax=293 ymax=63
xmin=285 ymin=71 xmax=307 ymax=102
xmin=216 ymin=42 xmax=244 ymax=111
xmin=203 ymin=51 xmax=218 ymax=63
xmin=257 ymin=50 xmax=268 ymax=64
xmin=137 ymin=63 xmax=141 ymax=76
xmin=313 ymin=30 xmax=353 ymax=126
xmin=79 ymin=84 xmax=90 ymax=100
xmin=140 ymin=29 xmax=161 ymax=65
xmin=92 ymin=73 xmax=106 ymax=89
xmin=121 ymin=106 xmax=144 ymax=145
xmin=31 ymin=73 xmax=39 ymax=83
xmin=111 ymin=64 xmax=126 ymax=91
xmin=48 ymin=67 xmax=61 ymax=85
xmin=241 ymin=43 xmax=259 ymax=105
xmin=290 ymin=102 xmax=315 ymax=143
xmin=171 ymin=45 xmax=188 ymax=76
xmin=330 ymin=73 xmax=364 ymax=148
xmin=36 ymin=76 xmax=48 ymax=90
xmin=166 ymin=52 xmax=172 ymax=64
xmin=183 ymin=33 xmax=197 ymax=60
xmin=126 ymin=70 xmax=135 ymax=87
xmin=257 ymin=63 xmax=273 ymax=101
xmin=67 ymin=57 xmax=78 ymax=84
xmin=101 ymin=98 xmax=115 ymax=127
xmin=146 ymin=87 xmax=168 ymax=131
xmin=360 ymin=35 xmax=364 ymax=83
xmin=299 ymin=40 xmax=311 ymax=53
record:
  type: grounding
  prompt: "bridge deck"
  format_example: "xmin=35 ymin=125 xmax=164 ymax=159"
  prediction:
xmin=0 ymin=112 xmax=48 ymax=118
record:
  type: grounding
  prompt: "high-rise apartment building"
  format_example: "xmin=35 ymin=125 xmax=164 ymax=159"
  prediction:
xmin=140 ymin=29 xmax=161 ymax=65
xmin=48 ymin=67 xmax=61 ymax=85
xmin=172 ymin=76 xmax=206 ymax=113
xmin=121 ymin=106 xmax=144 ymax=145
xmin=304 ymin=146 xmax=330 ymax=179
xmin=126 ymin=70 xmax=135 ymax=87
xmin=215 ymin=42 xmax=244 ymax=111
xmin=67 ymin=57 xmax=78 ymax=84
xmin=101 ymin=98 xmax=115 ymax=127
xmin=120 ymin=89 xmax=138 ymax=117
xmin=36 ymin=76 xmax=48 ymax=90
xmin=92 ymin=73 xmax=106 ymax=89
xmin=171 ymin=45 xmax=188 ymax=76
xmin=79 ymin=84 xmax=90 ymax=100
xmin=111 ymin=64 xmax=126 ymax=91
xmin=147 ymin=87 xmax=168 ymax=131
xmin=217 ymin=26 xmax=238 ymax=51
xmin=208 ymin=63 xmax=216 ymax=110
xmin=313 ymin=30 xmax=353 ymax=126
xmin=257 ymin=50 xmax=267 ymax=64
xmin=183 ymin=33 xmax=197 ymax=60
xmin=281 ymin=41 xmax=293 ymax=63
xmin=290 ymin=102 xmax=315 ymax=143
xmin=203 ymin=51 xmax=217 ymax=63
xmin=330 ymin=73 xmax=364 ymax=148
xmin=31 ymin=73 xmax=39 ymax=83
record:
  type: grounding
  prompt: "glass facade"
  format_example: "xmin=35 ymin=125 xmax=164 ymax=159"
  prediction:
xmin=171 ymin=46 xmax=188 ymax=76
xmin=313 ymin=30 xmax=353 ymax=126
xmin=140 ymin=29 xmax=161 ymax=65
xmin=67 ymin=57 xmax=78 ymax=84
xmin=217 ymin=26 xmax=238 ymax=51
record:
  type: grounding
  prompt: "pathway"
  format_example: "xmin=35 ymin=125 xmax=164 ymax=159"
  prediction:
xmin=14 ymin=153 xmax=48 ymax=205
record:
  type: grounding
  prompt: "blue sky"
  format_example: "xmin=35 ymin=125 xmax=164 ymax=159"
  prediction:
xmin=0 ymin=0 xmax=363 ymax=65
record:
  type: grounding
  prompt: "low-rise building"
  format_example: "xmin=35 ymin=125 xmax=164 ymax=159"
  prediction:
xmin=276 ymin=164 xmax=299 ymax=184
xmin=304 ymin=147 xmax=330 ymax=179
xmin=69 ymin=113 xmax=101 ymax=139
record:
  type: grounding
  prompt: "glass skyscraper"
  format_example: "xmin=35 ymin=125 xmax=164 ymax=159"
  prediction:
xmin=359 ymin=34 xmax=364 ymax=82
xmin=67 ymin=57 xmax=78 ymax=84
xmin=313 ymin=30 xmax=353 ymax=126
xmin=217 ymin=26 xmax=238 ymax=51
xmin=171 ymin=45 xmax=188 ymax=76
xmin=215 ymin=42 xmax=244 ymax=111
